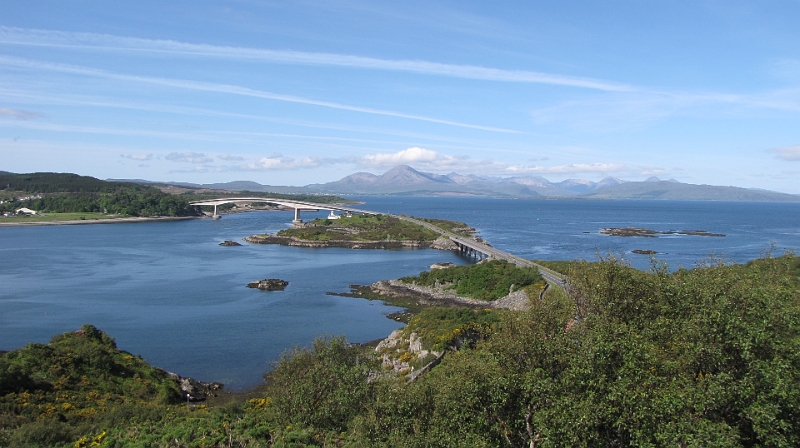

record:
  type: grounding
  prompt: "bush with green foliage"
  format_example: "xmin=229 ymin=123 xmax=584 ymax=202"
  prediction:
xmin=401 ymin=259 xmax=543 ymax=301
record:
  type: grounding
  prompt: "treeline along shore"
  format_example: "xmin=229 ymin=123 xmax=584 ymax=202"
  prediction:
xmin=0 ymin=172 xmax=350 ymax=225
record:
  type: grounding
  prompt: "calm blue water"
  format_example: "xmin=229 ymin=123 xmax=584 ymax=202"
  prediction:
xmin=1 ymin=198 xmax=798 ymax=389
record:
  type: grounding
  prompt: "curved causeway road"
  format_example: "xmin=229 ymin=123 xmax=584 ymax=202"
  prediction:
xmin=391 ymin=214 xmax=568 ymax=289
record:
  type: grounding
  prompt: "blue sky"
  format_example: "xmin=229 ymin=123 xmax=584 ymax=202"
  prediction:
xmin=1 ymin=1 xmax=799 ymax=193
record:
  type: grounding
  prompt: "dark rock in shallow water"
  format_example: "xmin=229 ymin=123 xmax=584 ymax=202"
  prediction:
xmin=219 ymin=240 xmax=242 ymax=246
xmin=247 ymin=278 xmax=289 ymax=290
xmin=632 ymin=249 xmax=658 ymax=255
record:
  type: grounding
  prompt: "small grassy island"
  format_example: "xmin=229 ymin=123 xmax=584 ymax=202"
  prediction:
xmin=3 ymin=255 xmax=800 ymax=446
xmin=244 ymin=214 xmax=475 ymax=249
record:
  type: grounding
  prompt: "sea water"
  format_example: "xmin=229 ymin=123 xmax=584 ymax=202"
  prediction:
xmin=1 ymin=197 xmax=798 ymax=389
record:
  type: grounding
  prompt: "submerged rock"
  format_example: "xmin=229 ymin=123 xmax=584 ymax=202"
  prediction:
xmin=247 ymin=278 xmax=289 ymax=291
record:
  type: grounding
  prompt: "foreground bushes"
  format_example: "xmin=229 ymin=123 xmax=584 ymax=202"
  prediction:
xmin=2 ymin=256 xmax=799 ymax=447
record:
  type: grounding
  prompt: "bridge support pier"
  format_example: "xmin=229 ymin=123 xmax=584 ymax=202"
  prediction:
xmin=212 ymin=204 xmax=220 ymax=220
xmin=292 ymin=207 xmax=302 ymax=224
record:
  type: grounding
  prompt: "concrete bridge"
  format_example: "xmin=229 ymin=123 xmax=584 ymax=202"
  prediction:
xmin=391 ymin=215 xmax=567 ymax=287
xmin=189 ymin=197 xmax=377 ymax=223
xmin=191 ymin=197 xmax=567 ymax=287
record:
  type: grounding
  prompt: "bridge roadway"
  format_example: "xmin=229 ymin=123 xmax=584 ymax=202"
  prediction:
xmin=391 ymin=215 xmax=567 ymax=287
xmin=189 ymin=197 xmax=567 ymax=287
xmin=189 ymin=197 xmax=378 ymax=222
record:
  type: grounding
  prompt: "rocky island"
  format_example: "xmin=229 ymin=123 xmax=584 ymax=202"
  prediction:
xmin=247 ymin=278 xmax=289 ymax=290
xmin=244 ymin=214 xmax=478 ymax=250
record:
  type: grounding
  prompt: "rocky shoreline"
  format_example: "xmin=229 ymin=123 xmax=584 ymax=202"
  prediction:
xmin=368 ymin=279 xmax=532 ymax=311
xmin=163 ymin=371 xmax=224 ymax=402
xmin=243 ymin=234 xmax=458 ymax=250
xmin=0 ymin=216 xmax=198 ymax=227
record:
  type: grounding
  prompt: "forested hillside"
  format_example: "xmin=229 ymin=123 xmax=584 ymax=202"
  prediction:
xmin=1 ymin=255 xmax=799 ymax=447
xmin=0 ymin=172 xmax=199 ymax=217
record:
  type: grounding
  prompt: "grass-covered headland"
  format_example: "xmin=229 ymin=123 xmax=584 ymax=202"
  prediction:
xmin=2 ymin=255 xmax=800 ymax=447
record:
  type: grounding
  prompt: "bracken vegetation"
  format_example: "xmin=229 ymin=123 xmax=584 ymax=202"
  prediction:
xmin=2 ymin=254 xmax=799 ymax=447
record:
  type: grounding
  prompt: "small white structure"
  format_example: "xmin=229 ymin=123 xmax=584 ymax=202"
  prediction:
xmin=15 ymin=207 xmax=38 ymax=215
xmin=327 ymin=211 xmax=341 ymax=220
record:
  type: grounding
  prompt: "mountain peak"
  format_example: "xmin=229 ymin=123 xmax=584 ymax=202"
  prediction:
xmin=376 ymin=165 xmax=453 ymax=186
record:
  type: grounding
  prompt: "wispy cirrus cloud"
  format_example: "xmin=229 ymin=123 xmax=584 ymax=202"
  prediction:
xmin=165 ymin=152 xmax=213 ymax=164
xmin=0 ymin=26 xmax=631 ymax=92
xmin=0 ymin=107 xmax=41 ymax=120
xmin=0 ymin=56 xmax=517 ymax=133
xmin=768 ymin=144 xmax=800 ymax=161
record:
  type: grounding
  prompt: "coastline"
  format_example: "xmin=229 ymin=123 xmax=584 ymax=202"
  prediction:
xmin=0 ymin=216 xmax=199 ymax=227
xmin=244 ymin=233 xmax=457 ymax=250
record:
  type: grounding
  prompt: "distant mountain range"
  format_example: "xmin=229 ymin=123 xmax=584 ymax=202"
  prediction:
xmin=308 ymin=165 xmax=628 ymax=197
xmin=306 ymin=165 xmax=800 ymax=202
xmin=108 ymin=179 xmax=314 ymax=195
xmin=104 ymin=164 xmax=800 ymax=202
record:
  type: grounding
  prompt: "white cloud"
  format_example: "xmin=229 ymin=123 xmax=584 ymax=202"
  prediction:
xmin=768 ymin=144 xmax=800 ymax=161
xmin=165 ymin=152 xmax=213 ymax=164
xmin=245 ymin=154 xmax=327 ymax=171
xmin=121 ymin=153 xmax=153 ymax=161
xmin=359 ymin=147 xmax=465 ymax=168
xmin=0 ymin=26 xmax=631 ymax=92
xmin=0 ymin=107 xmax=40 ymax=120
xmin=218 ymin=153 xmax=244 ymax=161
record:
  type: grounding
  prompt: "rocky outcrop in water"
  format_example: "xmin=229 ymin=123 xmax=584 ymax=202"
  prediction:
xmin=247 ymin=279 xmax=289 ymax=290
xmin=219 ymin=240 xmax=242 ymax=246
